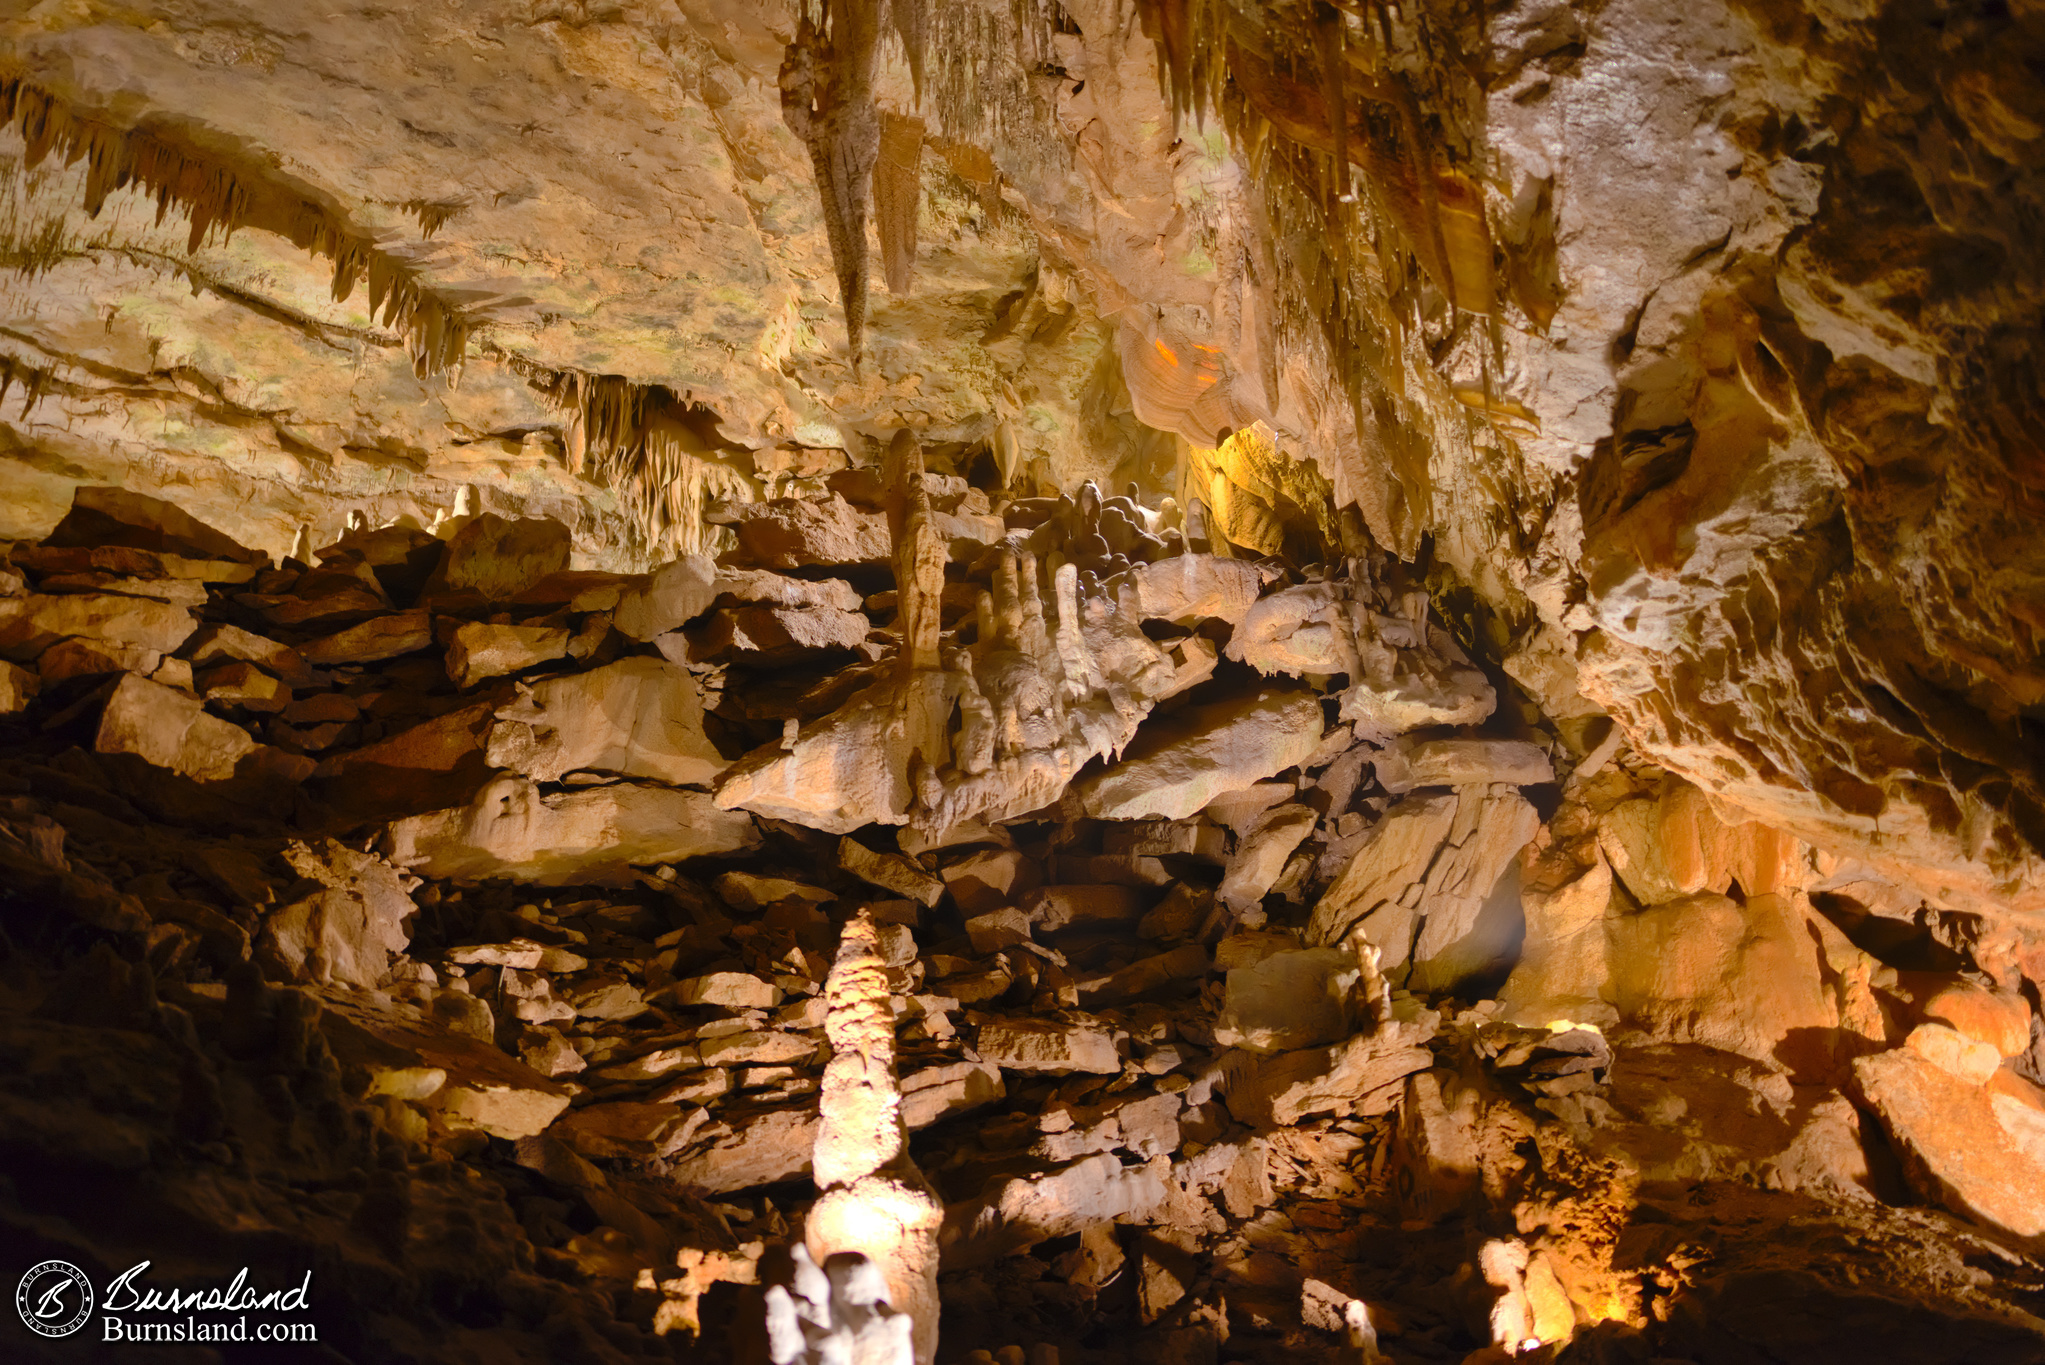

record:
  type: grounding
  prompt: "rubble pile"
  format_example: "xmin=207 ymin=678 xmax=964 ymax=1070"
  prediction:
xmin=1 ymin=482 xmax=2042 ymax=1363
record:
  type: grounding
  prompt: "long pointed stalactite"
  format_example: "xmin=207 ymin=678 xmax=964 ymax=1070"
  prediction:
xmin=780 ymin=0 xmax=886 ymax=368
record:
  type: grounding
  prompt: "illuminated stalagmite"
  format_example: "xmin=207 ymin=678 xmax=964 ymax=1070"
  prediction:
xmin=804 ymin=911 xmax=944 ymax=1365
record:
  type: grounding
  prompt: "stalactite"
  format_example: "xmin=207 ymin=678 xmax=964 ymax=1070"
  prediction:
xmin=781 ymin=0 xmax=885 ymax=367
xmin=874 ymin=112 xmax=925 ymax=297
xmin=496 ymin=352 xmax=758 ymax=561
xmin=0 ymin=77 xmax=469 ymax=380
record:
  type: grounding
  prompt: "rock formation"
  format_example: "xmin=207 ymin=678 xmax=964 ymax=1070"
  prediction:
xmin=1 ymin=2 xmax=2044 ymax=1362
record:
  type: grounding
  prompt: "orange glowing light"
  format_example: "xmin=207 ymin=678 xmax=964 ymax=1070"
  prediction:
xmin=1153 ymin=339 xmax=1180 ymax=367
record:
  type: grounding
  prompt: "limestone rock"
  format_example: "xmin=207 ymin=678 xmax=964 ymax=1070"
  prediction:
xmin=714 ymin=568 xmax=864 ymax=614
xmin=319 ymin=990 xmax=571 ymax=1141
xmin=666 ymin=1102 xmax=819 ymax=1193
xmin=731 ymin=498 xmax=891 ymax=570
xmin=675 ymin=972 xmax=782 ymax=1009
xmin=611 ymin=556 xmax=717 ymax=641
xmin=259 ymin=839 xmax=415 ymax=989
xmin=1340 ymin=605 xmax=1496 ymax=736
xmin=445 ymin=621 xmax=570 ymax=688
xmin=940 ymin=847 xmax=1040 ymax=916
xmin=1112 ymin=555 xmax=1266 ymax=626
xmin=0 ymin=592 xmax=195 ymax=664
xmin=553 ymin=1102 xmax=704 ymax=1161
xmin=1853 ymin=1048 xmax=2045 ymax=1242
xmin=1598 ymin=780 xmax=1753 ymax=906
xmin=1078 ymin=688 xmax=1325 ymax=821
xmin=975 ymin=1017 xmax=1121 ymax=1074
xmin=382 ymin=776 xmax=759 ymax=884
xmin=1922 ymin=980 xmax=2034 ymax=1059
xmin=95 ymin=673 xmax=311 ymax=784
xmin=1407 ymin=789 xmax=1543 ymax=994
xmin=1223 ymin=1012 xmax=1440 ymax=1127
xmin=1905 ymin=1023 xmax=2001 ymax=1085
xmin=487 ymin=656 xmax=725 ymax=789
xmin=1215 ymin=948 xmax=1359 ymax=1053
xmin=185 ymin=623 xmax=315 ymax=687
xmin=1376 ymin=738 xmax=1556 ymax=795
xmin=313 ymin=701 xmax=498 ymax=821
xmin=683 ymin=604 xmax=870 ymax=662
xmin=46 ymin=486 xmax=262 ymax=565
xmin=942 ymin=1152 xmax=1171 ymax=1270
xmin=299 ymin=611 xmax=435 ymax=666
xmin=1217 ymin=804 xmax=1319 ymax=911
xmin=1019 ymin=883 xmax=1150 ymax=934
xmin=425 ymin=514 xmax=571 ymax=602
xmin=1228 ymin=582 xmax=1352 ymax=676
xmin=197 ymin=661 xmax=289 ymax=713
xmin=41 ymin=638 xmax=160 ymax=684
xmin=1309 ymin=786 xmax=1540 ymax=997
xmin=837 ymin=838 xmax=945 ymax=907
xmin=0 ymin=659 xmax=36 ymax=713
xmin=1603 ymin=892 xmax=1847 ymax=1076
xmin=900 ymin=1060 xmax=1005 ymax=1129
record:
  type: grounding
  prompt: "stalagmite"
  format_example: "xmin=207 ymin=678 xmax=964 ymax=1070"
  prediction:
xmin=804 ymin=910 xmax=943 ymax=1365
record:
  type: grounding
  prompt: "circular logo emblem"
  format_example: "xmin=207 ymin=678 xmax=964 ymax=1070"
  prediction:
xmin=17 ymin=1261 xmax=93 ymax=1338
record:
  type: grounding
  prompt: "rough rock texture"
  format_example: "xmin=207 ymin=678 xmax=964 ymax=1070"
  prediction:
xmin=3 ymin=2 xmax=2045 ymax=1362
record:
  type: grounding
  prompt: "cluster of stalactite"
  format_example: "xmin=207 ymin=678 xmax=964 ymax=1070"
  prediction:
xmin=506 ymin=356 xmax=756 ymax=560
xmin=1127 ymin=0 xmax=1512 ymax=546
xmin=0 ymin=77 xmax=469 ymax=379
xmin=780 ymin=0 xmax=1070 ymax=362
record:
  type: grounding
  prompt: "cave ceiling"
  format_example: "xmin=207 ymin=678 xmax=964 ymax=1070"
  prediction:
xmin=4 ymin=0 xmax=2041 ymax=932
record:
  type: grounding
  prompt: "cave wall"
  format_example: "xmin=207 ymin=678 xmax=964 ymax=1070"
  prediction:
xmin=1 ymin=0 xmax=2042 ymax=931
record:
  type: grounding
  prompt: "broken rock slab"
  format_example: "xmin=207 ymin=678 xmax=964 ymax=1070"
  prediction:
xmin=837 ymin=837 xmax=945 ymax=907
xmin=259 ymin=839 xmax=415 ymax=990
xmin=299 ymin=611 xmax=435 ymax=666
xmin=1223 ymin=1011 xmax=1440 ymax=1127
xmin=1111 ymin=555 xmax=1265 ymax=626
xmin=1375 ymin=737 xmax=1556 ymax=795
xmin=1215 ymin=948 xmax=1359 ymax=1053
xmin=976 ymin=1016 xmax=1122 ymax=1074
xmin=45 ymin=485 xmax=263 ymax=565
xmin=665 ymin=1101 xmax=820 ymax=1193
xmin=423 ymin=514 xmax=571 ymax=602
xmin=0 ymin=659 xmax=35 ymax=713
xmin=553 ymin=1101 xmax=706 ymax=1161
xmin=900 ymin=1059 xmax=1005 ymax=1129
xmin=383 ymin=776 xmax=759 ymax=885
xmin=0 ymin=592 xmax=196 ymax=664
xmin=96 ymin=673 xmax=312 ymax=784
xmin=730 ymin=497 xmax=891 ymax=570
xmin=1078 ymin=687 xmax=1326 ymax=821
xmin=185 ymin=623 xmax=315 ymax=687
xmin=318 ymin=989 xmax=572 ymax=1140
xmin=611 ymin=556 xmax=717 ymax=641
xmin=680 ymin=604 xmax=869 ymax=662
xmin=714 ymin=568 xmax=864 ymax=614
xmin=942 ymin=1151 xmax=1170 ymax=1270
xmin=487 ymin=656 xmax=726 ymax=788
xmin=445 ymin=621 xmax=570 ymax=687
xmin=1218 ymin=803 xmax=1319 ymax=911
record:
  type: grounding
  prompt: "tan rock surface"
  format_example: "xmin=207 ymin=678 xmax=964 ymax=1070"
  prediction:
xmin=1078 ymin=688 xmax=1325 ymax=822
xmin=1854 ymin=1048 xmax=2045 ymax=1242
xmin=486 ymin=656 xmax=725 ymax=789
xmin=382 ymin=776 xmax=758 ymax=884
xmin=444 ymin=622 xmax=570 ymax=688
